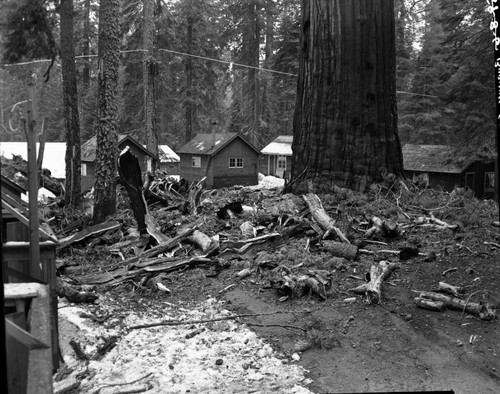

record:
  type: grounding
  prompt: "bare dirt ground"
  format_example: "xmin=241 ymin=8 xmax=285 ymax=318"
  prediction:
xmin=52 ymin=179 xmax=500 ymax=394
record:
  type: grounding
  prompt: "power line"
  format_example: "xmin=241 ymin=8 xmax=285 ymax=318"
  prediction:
xmin=3 ymin=48 xmax=297 ymax=77
xmin=2 ymin=49 xmax=438 ymax=97
xmin=156 ymin=48 xmax=297 ymax=77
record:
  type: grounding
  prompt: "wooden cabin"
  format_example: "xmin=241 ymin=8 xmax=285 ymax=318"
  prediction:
xmin=81 ymin=134 xmax=159 ymax=191
xmin=403 ymin=144 xmax=496 ymax=199
xmin=178 ymin=133 xmax=260 ymax=188
xmin=158 ymin=144 xmax=180 ymax=175
xmin=260 ymin=135 xmax=293 ymax=179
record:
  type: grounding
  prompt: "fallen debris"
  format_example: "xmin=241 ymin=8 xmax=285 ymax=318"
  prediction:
xmin=303 ymin=193 xmax=350 ymax=243
xmin=56 ymin=277 xmax=99 ymax=303
xmin=413 ymin=290 xmax=496 ymax=321
xmin=365 ymin=216 xmax=403 ymax=239
xmin=58 ymin=220 xmax=121 ymax=248
xmin=414 ymin=214 xmax=459 ymax=231
xmin=348 ymin=261 xmax=399 ymax=304
xmin=436 ymin=281 xmax=465 ymax=297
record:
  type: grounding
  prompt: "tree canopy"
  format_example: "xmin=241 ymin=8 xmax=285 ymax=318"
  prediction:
xmin=0 ymin=0 xmax=495 ymax=158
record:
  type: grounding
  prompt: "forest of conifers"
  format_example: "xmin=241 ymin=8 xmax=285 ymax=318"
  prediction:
xmin=0 ymin=0 xmax=496 ymax=157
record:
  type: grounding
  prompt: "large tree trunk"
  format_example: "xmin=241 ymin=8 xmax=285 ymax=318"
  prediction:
xmin=260 ymin=0 xmax=276 ymax=143
xmin=61 ymin=0 xmax=82 ymax=208
xmin=93 ymin=0 xmax=120 ymax=224
xmin=143 ymin=0 xmax=157 ymax=156
xmin=241 ymin=0 xmax=261 ymax=146
xmin=82 ymin=0 xmax=91 ymax=88
xmin=289 ymin=0 xmax=403 ymax=193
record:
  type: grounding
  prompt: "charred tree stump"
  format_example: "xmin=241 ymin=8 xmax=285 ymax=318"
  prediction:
xmin=118 ymin=148 xmax=147 ymax=234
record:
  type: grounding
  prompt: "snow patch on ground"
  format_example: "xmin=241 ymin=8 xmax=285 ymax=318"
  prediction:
xmin=57 ymin=298 xmax=312 ymax=394
xmin=248 ymin=174 xmax=285 ymax=190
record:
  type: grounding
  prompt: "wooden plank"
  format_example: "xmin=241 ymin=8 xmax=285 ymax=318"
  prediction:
xmin=4 ymin=282 xmax=43 ymax=299
xmin=26 ymin=284 xmax=53 ymax=394
xmin=6 ymin=311 xmax=29 ymax=394
xmin=5 ymin=319 xmax=50 ymax=350
xmin=1 ymin=198 xmax=58 ymax=242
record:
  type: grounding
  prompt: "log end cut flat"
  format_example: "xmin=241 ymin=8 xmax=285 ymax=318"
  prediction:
xmin=414 ymin=297 xmax=446 ymax=312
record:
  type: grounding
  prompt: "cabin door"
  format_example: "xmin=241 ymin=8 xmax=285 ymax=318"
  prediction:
xmin=465 ymin=172 xmax=475 ymax=192
xmin=275 ymin=156 xmax=287 ymax=178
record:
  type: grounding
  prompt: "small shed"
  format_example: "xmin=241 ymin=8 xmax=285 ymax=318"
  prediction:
xmin=260 ymin=135 xmax=293 ymax=179
xmin=81 ymin=134 xmax=159 ymax=191
xmin=178 ymin=132 xmax=260 ymax=188
xmin=158 ymin=144 xmax=180 ymax=175
xmin=402 ymin=144 xmax=496 ymax=198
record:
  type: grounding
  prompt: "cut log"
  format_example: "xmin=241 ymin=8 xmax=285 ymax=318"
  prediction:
xmin=322 ymin=240 xmax=358 ymax=260
xmin=415 ymin=291 xmax=496 ymax=321
xmin=414 ymin=297 xmax=446 ymax=312
xmin=303 ymin=193 xmax=350 ymax=243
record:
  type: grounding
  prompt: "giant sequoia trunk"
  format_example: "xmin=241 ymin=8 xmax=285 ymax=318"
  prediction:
xmin=93 ymin=0 xmax=120 ymax=223
xmin=290 ymin=0 xmax=403 ymax=193
xmin=61 ymin=0 xmax=82 ymax=207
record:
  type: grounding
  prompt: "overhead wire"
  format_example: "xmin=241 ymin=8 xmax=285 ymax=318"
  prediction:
xmin=2 ymin=48 xmax=438 ymax=97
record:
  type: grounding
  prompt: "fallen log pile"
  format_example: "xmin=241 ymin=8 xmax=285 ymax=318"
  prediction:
xmin=15 ymin=150 xmax=494 ymax=325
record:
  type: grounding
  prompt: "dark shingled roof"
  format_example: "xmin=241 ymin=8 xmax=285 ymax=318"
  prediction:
xmin=81 ymin=134 xmax=158 ymax=162
xmin=402 ymin=144 xmax=470 ymax=174
xmin=177 ymin=133 xmax=260 ymax=156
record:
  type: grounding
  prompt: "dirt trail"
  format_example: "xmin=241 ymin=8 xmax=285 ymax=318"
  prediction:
xmin=225 ymin=287 xmax=500 ymax=394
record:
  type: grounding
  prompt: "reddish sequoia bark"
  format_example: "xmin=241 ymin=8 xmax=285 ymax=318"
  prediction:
xmin=290 ymin=0 xmax=403 ymax=192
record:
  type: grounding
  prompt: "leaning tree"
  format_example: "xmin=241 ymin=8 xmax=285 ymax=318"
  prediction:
xmin=289 ymin=0 xmax=404 ymax=193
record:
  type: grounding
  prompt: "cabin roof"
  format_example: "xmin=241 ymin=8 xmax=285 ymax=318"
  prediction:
xmin=81 ymin=134 xmax=158 ymax=162
xmin=158 ymin=144 xmax=180 ymax=162
xmin=261 ymin=135 xmax=293 ymax=156
xmin=177 ymin=133 xmax=260 ymax=156
xmin=402 ymin=144 xmax=472 ymax=174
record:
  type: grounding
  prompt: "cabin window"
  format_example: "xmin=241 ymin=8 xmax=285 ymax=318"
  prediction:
xmin=485 ymin=172 xmax=495 ymax=191
xmin=81 ymin=163 xmax=87 ymax=176
xmin=277 ymin=156 xmax=287 ymax=169
xmin=192 ymin=156 xmax=201 ymax=168
xmin=229 ymin=157 xmax=244 ymax=168
xmin=146 ymin=158 xmax=152 ymax=172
